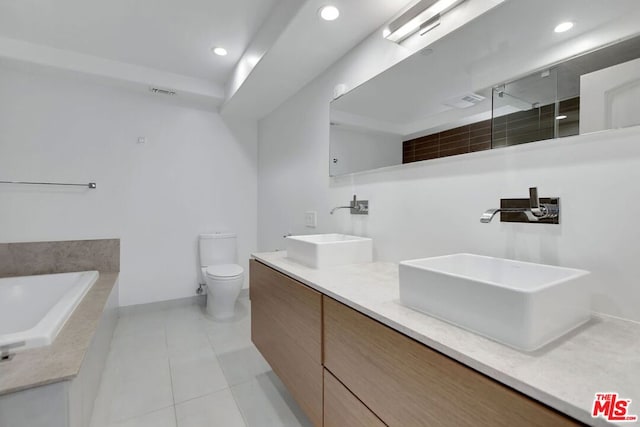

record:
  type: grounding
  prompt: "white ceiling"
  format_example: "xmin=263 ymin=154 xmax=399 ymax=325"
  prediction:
xmin=221 ymin=0 xmax=415 ymax=118
xmin=0 ymin=0 xmax=278 ymax=84
xmin=0 ymin=0 xmax=425 ymax=114
xmin=331 ymin=0 xmax=640 ymax=136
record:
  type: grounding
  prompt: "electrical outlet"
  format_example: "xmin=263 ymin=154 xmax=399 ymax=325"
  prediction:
xmin=305 ymin=211 xmax=317 ymax=228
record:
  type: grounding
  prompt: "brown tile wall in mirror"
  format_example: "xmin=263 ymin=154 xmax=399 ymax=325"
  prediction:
xmin=558 ymin=97 xmax=580 ymax=138
xmin=492 ymin=104 xmax=556 ymax=148
xmin=402 ymin=97 xmax=580 ymax=164
xmin=403 ymin=120 xmax=492 ymax=164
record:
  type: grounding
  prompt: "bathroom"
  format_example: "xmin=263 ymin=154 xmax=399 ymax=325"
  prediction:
xmin=1 ymin=0 xmax=639 ymax=425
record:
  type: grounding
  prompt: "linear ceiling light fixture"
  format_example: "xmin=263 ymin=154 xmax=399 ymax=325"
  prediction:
xmin=418 ymin=15 xmax=441 ymax=36
xmin=384 ymin=0 xmax=465 ymax=43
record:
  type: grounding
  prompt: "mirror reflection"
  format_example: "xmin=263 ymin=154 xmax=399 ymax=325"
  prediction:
xmin=329 ymin=0 xmax=640 ymax=176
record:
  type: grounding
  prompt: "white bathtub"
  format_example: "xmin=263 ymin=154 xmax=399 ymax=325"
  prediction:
xmin=0 ymin=271 xmax=99 ymax=352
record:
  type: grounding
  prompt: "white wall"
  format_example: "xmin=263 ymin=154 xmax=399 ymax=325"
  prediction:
xmin=329 ymin=127 xmax=402 ymax=176
xmin=0 ymin=64 xmax=257 ymax=306
xmin=258 ymin=3 xmax=640 ymax=322
xmin=580 ymin=57 xmax=640 ymax=134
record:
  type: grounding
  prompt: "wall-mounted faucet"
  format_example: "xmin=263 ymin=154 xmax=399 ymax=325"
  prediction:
xmin=330 ymin=194 xmax=369 ymax=215
xmin=481 ymin=187 xmax=559 ymax=224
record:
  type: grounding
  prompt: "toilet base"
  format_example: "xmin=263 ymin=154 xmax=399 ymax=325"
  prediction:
xmin=206 ymin=299 xmax=236 ymax=320
xmin=205 ymin=275 xmax=243 ymax=320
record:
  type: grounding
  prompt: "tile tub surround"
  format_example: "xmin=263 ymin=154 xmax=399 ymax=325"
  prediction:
xmin=0 ymin=272 xmax=119 ymax=395
xmin=0 ymin=239 xmax=120 ymax=278
xmin=252 ymin=251 xmax=640 ymax=427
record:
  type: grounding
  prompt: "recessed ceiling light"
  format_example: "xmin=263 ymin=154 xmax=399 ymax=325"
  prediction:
xmin=319 ymin=5 xmax=340 ymax=21
xmin=212 ymin=47 xmax=228 ymax=56
xmin=556 ymin=115 xmax=568 ymax=120
xmin=554 ymin=22 xmax=574 ymax=33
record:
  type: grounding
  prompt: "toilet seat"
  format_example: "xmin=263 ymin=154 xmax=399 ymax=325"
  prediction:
xmin=205 ymin=264 xmax=243 ymax=280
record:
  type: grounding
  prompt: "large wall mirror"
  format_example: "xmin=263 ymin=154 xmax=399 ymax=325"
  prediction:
xmin=329 ymin=0 xmax=640 ymax=176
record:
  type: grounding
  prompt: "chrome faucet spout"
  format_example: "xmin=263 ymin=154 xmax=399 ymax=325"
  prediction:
xmin=481 ymin=187 xmax=559 ymax=224
xmin=480 ymin=208 xmax=501 ymax=223
xmin=330 ymin=206 xmax=353 ymax=215
xmin=330 ymin=194 xmax=369 ymax=215
xmin=480 ymin=207 xmax=538 ymax=223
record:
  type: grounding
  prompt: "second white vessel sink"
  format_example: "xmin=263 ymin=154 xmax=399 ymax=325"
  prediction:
xmin=399 ymin=253 xmax=591 ymax=351
xmin=285 ymin=234 xmax=372 ymax=269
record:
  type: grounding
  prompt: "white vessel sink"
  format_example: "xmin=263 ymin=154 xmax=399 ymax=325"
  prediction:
xmin=399 ymin=253 xmax=591 ymax=351
xmin=285 ymin=234 xmax=373 ymax=269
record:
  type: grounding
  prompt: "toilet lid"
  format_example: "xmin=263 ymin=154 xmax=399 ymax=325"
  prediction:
xmin=205 ymin=264 xmax=243 ymax=278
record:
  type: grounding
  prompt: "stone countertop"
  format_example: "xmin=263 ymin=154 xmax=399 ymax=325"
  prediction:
xmin=252 ymin=251 xmax=640 ymax=427
xmin=0 ymin=272 xmax=118 ymax=396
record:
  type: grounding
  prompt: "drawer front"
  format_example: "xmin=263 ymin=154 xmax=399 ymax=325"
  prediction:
xmin=250 ymin=260 xmax=321 ymax=363
xmin=324 ymin=369 xmax=386 ymax=427
xmin=323 ymin=296 xmax=578 ymax=427
xmin=250 ymin=260 xmax=323 ymax=426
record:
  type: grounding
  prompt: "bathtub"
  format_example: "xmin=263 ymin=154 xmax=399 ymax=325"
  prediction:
xmin=0 ymin=271 xmax=99 ymax=352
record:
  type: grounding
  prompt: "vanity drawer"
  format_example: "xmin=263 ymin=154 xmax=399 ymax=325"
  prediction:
xmin=323 ymin=296 xmax=578 ymax=427
xmin=250 ymin=260 xmax=323 ymax=426
xmin=250 ymin=260 xmax=322 ymax=362
xmin=324 ymin=369 xmax=385 ymax=427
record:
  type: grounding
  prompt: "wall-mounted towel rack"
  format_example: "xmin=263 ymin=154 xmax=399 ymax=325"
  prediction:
xmin=0 ymin=180 xmax=96 ymax=189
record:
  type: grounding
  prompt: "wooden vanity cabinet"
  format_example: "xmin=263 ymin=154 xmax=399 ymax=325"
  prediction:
xmin=323 ymin=296 xmax=579 ymax=427
xmin=251 ymin=260 xmax=580 ymax=427
xmin=249 ymin=260 xmax=323 ymax=426
xmin=323 ymin=369 xmax=385 ymax=427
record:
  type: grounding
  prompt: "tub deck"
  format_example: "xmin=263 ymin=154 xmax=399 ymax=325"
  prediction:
xmin=0 ymin=273 xmax=119 ymax=395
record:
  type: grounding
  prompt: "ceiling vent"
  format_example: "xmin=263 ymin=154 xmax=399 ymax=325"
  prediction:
xmin=443 ymin=92 xmax=485 ymax=109
xmin=419 ymin=48 xmax=434 ymax=57
xmin=149 ymin=87 xmax=176 ymax=96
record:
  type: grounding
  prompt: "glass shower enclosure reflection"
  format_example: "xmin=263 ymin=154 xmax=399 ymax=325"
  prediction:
xmin=491 ymin=68 xmax=579 ymax=148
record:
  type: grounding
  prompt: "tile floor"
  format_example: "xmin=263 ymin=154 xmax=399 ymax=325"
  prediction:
xmin=90 ymin=296 xmax=312 ymax=427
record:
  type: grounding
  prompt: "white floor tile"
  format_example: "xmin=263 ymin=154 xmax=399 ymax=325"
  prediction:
xmin=166 ymin=327 xmax=213 ymax=358
xmin=175 ymin=389 xmax=246 ymax=427
xmin=92 ymin=300 xmax=309 ymax=427
xmin=110 ymin=326 xmax=168 ymax=363
xmin=108 ymin=356 xmax=174 ymax=422
xmin=170 ymin=347 xmax=229 ymax=404
xmin=218 ymin=345 xmax=271 ymax=386
xmin=205 ymin=309 xmax=252 ymax=356
xmin=114 ymin=310 xmax=166 ymax=339
xmin=164 ymin=304 xmax=206 ymax=322
xmin=231 ymin=372 xmax=312 ymax=427
xmin=108 ymin=406 xmax=176 ymax=427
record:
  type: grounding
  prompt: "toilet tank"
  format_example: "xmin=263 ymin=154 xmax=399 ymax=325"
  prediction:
xmin=199 ymin=233 xmax=237 ymax=267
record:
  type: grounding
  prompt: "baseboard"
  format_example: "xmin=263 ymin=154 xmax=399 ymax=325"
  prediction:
xmin=119 ymin=294 xmax=206 ymax=316
xmin=119 ymin=289 xmax=250 ymax=316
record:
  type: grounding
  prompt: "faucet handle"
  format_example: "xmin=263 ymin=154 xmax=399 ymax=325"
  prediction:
xmin=351 ymin=194 xmax=357 ymax=208
xmin=529 ymin=187 xmax=550 ymax=218
xmin=529 ymin=187 xmax=540 ymax=210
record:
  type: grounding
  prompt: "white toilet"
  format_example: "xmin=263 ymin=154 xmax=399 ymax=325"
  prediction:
xmin=198 ymin=233 xmax=244 ymax=320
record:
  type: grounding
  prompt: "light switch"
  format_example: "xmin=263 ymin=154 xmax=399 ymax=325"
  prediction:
xmin=305 ymin=211 xmax=317 ymax=228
